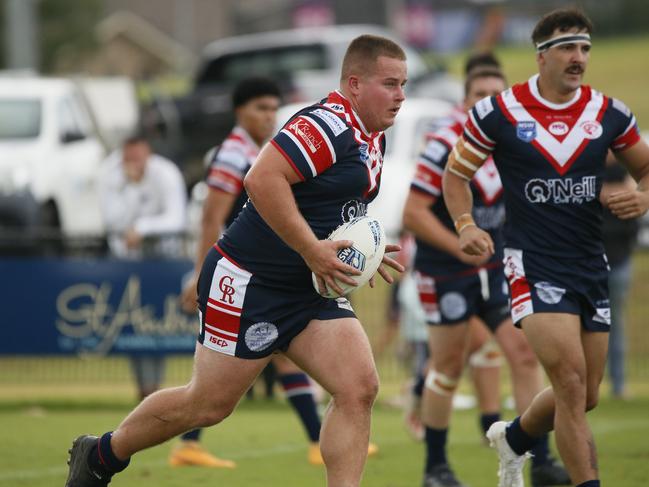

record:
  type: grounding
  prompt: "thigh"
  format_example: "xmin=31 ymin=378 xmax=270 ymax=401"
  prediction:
xmin=272 ymin=354 xmax=302 ymax=374
xmin=283 ymin=317 xmax=377 ymax=396
xmin=427 ymin=320 xmax=470 ymax=370
xmin=191 ymin=344 xmax=272 ymax=403
xmin=520 ymin=312 xmax=584 ymax=375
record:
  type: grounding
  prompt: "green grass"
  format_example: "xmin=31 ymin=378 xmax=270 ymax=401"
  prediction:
xmin=1 ymin=398 xmax=648 ymax=486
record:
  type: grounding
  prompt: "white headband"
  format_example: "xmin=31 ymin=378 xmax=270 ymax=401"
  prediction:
xmin=535 ymin=32 xmax=591 ymax=52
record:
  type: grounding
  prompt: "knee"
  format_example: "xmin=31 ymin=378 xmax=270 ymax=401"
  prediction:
xmin=424 ymin=369 xmax=460 ymax=397
xmin=433 ymin=352 xmax=465 ymax=379
xmin=549 ymin=366 xmax=587 ymax=401
xmin=186 ymin=387 xmax=238 ymax=427
xmin=334 ymin=372 xmax=379 ymax=410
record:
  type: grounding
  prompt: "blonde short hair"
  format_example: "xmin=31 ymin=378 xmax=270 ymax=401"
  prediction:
xmin=341 ymin=34 xmax=406 ymax=80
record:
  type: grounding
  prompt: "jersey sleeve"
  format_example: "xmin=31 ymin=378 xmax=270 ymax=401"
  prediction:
xmin=205 ymin=141 xmax=248 ymax=194
xmin=609 ymin=98 xmax=641 ymax=152
xmin=271 ymin=107 xmax=348 ymax=181
xmin=410 ymin=138 xmax=450 ymax=201
xmin=447 ymin=96 xmax=499 ymax=181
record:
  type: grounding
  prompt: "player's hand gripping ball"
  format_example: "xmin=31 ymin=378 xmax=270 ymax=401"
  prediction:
xmin=312 ymin=216 xmax=386 ymax=298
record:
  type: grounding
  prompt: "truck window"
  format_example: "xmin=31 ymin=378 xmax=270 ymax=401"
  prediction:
xmin=0 ymin=99 xmax=41 ymax=139
xmin=196 ymin=44 xmax=327 ymax=86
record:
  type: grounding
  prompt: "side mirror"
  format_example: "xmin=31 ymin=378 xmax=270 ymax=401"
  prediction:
xmin=61 ymin=131 xmax=86 ymax=144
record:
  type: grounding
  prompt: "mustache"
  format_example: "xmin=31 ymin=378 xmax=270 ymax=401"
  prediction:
xmin=565 ymin=64 xmax=584 ymax=74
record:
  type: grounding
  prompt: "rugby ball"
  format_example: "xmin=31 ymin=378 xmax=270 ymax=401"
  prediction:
xmin=312 ymin=216 xmax=386 ymax=298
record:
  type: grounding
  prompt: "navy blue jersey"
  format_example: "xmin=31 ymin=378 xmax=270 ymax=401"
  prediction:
xmin=218 ymin=91 xmax=386 ymax=289
xmin=462 ymin=75 xmax=641 ymax=258
xmin=411 ymin=120 xmax=505 ymax=278
xmin=204 ymin=126 xmax=260 ymax=227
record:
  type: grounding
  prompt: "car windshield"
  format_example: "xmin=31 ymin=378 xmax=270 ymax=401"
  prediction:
xmin=0 ymin=99 xmax=42 ymax=139
xmin=197 ymin=44 xmax=327 ymax=86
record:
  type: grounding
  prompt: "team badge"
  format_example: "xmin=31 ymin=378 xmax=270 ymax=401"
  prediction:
xmin=580 ymin=120 xmax=602 ymax=139
xmin=534 ymin=282 xmax=566 ymax=305
xmin=516 ymin=121 xmax=537 ymax=142
xmin=440 ymin=292 xmax=467 ymax=320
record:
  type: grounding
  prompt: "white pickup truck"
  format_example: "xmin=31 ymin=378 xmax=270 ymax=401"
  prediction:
xmin=0 ymin=76 xmax=137 ymax=238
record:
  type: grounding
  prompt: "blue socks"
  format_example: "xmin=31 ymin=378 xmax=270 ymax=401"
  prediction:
xmin=576 ymin=481 xmax=600 ymax=487
xmin=424 ymin=426 xmax=448 ymax=472
xmin=480 ymin=413 xmax=501 ymax=435
xmin=279 ymin=373 xmax=321 ymax=443
xmin=180 ymin=429 xmax=202 ymax=441
xmin=88 ymin=432 xmax=130 ymax=478
xmin=505 ymin=417 xmax=539 ymax=456
xmin=530 ymin=433 xmax=551 ymax=467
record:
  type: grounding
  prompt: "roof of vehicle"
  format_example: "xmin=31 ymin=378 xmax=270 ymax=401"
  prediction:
xmin=0 ymin=77 xmax=75 ymax=98
xmin=202 ymin=24 xmax=406 ymax=58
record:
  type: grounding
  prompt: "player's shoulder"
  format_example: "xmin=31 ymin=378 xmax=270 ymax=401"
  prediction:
xmin=287 ymin=101 xmax=352 ymax=139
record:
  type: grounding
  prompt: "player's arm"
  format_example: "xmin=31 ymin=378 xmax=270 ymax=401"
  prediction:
xmin=245 ymin=143 xmax=361 ymax=296
xmin=181 ymin=188 xmax=237 ymax=312
xmin=403 ymin=189 xmax=488 ymax=266
xmin=442 ymin=137 xmax=494 ymax=257
xmin=608 ymin=139 xmax=649 ymax=219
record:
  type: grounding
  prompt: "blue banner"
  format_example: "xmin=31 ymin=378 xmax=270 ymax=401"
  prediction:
xmin=0 ymin=258 xmax=197 ymax=356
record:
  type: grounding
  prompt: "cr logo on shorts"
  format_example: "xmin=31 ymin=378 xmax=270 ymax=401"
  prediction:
xmin=219 ymin=275 xmax=235 ymax=304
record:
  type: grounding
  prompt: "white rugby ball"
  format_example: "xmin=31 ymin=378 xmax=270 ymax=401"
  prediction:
xmin=312 ymin=216 xmax=386 ymax=298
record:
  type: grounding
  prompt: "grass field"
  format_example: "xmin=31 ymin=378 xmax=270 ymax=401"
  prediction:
xmin=1 ymin=397 xmax=649 ymax=487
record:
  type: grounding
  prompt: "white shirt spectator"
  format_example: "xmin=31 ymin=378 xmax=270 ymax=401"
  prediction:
xmin=99 ymin=151 xmax=187 ymax=258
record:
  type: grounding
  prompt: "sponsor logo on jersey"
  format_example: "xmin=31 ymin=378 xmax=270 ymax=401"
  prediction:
xmin=311 ymin=108 xmax=348 ymax=136
xmin=475 ymin=97 xmax=494 ymax=119
xmin=524 ymin=176 xmax=597 ymax=204
xmin=439 ymin=292 xmax=467 ymax=320
xmin=516 ymin=121 xmax=537 ymax=142
xmin=580 ymin=120 xmax=603 ymax=139
xmin=245 ymin=322 xmax=279 ymax=352
xmin=548 ymin=121 xmax=569 ymax=136
xmin=341 ymin=200 xmax=367 ymax=222
xmin=288 ymin=118 xmax=323 ymax=153
xmin=337 ymin=246 xmax=366 ymax=272
xmin=359 ymin=142 xmax=369 ymax=162
xmin=324 ymin=103 xmax=345 ymax=113
xmin=534 ymin=282 xmax=566 ymax=304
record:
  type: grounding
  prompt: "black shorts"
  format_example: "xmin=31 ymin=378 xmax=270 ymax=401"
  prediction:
xmin=414 ymin=264 xmax=509 ymax=331
xmin=503 ymin=248 xmax=610 ymax=332
xmin=197 ymin=246 xmax=356 ymax=359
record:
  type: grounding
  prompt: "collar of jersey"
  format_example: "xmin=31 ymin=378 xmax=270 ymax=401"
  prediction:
xmin=327 ymin=90 xmax=378 ymax=140
xmin=528 ymin=74 xmax=583 ymax=110
xmin=232 ymin=125 xmax=261 ymax=151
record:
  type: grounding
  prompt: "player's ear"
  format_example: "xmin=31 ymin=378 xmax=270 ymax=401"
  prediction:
xmin=347 ymin=75 xmax=361 ymax=96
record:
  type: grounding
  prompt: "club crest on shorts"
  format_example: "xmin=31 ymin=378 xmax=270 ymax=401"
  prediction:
xmin=516 ymin=121 xmax=537 ymax=142
xmin=534 ymin=281 xmax=566 ymax=304
xmin=245 ymin=322 xmax=279 ymax=352
xmin=440 ymin=292 xmax=467 ymax=320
